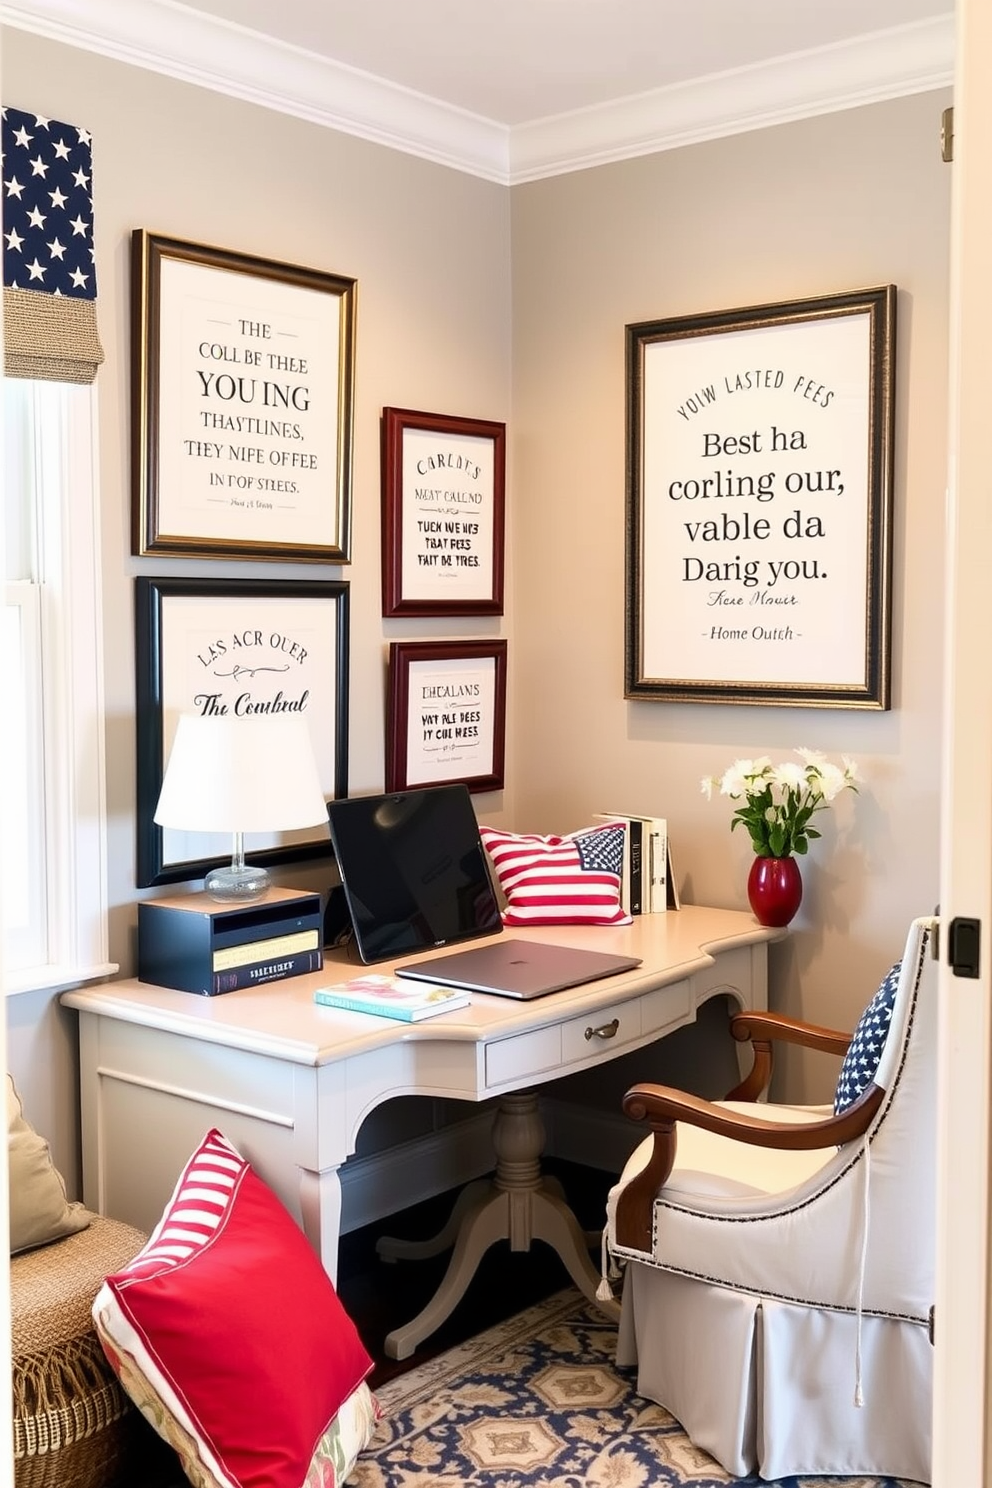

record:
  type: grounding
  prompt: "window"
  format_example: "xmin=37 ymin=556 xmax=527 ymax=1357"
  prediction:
xmin=2 ymin=378 xmax=114 ymax=993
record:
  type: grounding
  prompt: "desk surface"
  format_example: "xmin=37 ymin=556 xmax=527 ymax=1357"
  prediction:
xmin=62 ymin=905 xmax=778 ymax=1068
xmin=63 ymin=903 xmax=779 ymax=1287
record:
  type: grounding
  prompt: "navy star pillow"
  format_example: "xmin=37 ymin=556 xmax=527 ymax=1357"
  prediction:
xmin=833 ymin=960 xmax=902 ymax=1114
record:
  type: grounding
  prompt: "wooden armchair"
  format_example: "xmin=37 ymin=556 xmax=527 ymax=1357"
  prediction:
xmin=614 ymin=1006 xmax=885 ymax=1254
xmin=604 ymin=915 xmax=938 ymax=1483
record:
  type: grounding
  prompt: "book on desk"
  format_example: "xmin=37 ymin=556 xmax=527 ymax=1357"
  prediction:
xmin=593 ymin=813 xmax=680 ymax=913
xmin=314 ymin=974 xmax=470 ymax=1022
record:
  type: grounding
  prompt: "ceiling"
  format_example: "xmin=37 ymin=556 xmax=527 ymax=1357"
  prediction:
xmin=2 ymin=0 xmax=956 ymax=181
xmin=179 ymin=0 xmax=953 ymax=125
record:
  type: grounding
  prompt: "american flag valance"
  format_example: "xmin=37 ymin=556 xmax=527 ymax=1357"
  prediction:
xmin=2 ymin=103 xmax=104 ymax=383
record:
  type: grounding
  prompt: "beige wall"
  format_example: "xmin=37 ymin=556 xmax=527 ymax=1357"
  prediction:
xmin=511 ymin=90 xmax=951 ymax=1101
xmin=3 ymin=23 xmax=952 ymax=1171
xmin=2 ymin=28 xmax=513 ymax=1176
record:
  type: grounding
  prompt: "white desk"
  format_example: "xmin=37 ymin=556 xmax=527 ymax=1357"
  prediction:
xmin=63 ymin=906 xmax=775 ymax=1354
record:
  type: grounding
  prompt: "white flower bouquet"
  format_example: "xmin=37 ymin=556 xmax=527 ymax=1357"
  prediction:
xmin=701 ymin=748 xmax=860 ymax=858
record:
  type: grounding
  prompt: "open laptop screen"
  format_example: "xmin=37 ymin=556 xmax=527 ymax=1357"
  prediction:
xmin=326 ymin=785 xmax=502 ymax=964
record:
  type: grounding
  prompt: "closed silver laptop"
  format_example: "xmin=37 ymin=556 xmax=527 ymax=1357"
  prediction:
xmin=394 ymin=938 xmax=642 ymax=1000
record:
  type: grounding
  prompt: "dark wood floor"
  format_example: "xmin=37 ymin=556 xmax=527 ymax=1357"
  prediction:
xmin=335 ymin=1159 xmax=614 ymax=1389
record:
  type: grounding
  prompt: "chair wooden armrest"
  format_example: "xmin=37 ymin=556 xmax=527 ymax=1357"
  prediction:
xmin=725 ymin=1009 xmax=852 ymax=1101
xmin=614 ymin=1081 xmax=882 ymax=1253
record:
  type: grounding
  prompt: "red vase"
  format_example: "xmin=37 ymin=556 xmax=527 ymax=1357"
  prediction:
xmin=747 ymin=855 xmax=803 ymax=927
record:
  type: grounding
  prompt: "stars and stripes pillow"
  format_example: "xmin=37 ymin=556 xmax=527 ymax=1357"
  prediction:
xmin=833 ymin=960 xmax=901 ymax=1114
xmin=92 ymin=1129 xmax=378 ymax=1488
xmin=480 ymin=822 xmax=632 ymax=927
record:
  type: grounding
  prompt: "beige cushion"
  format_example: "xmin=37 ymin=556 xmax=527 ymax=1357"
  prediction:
xmin=8 ymin=1074 xmax=92 ymax=1255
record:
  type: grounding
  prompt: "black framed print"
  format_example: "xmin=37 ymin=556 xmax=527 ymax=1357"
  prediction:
xmin=625 ymin=284 xmax=896 ymax=708
xmin=386 ymin=639 xmax=507 ymax=794
xmin=381 ymin=407 xmax=505 ymax=616
xmin=131 ymin=230 xmax=357 ymax=562
xmin=135 ymin=576 xmax=349 ymax=887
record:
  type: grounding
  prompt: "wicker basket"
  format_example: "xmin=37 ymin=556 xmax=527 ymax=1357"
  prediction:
xmin=12 ymin=1215 xmax=180 ymax=1488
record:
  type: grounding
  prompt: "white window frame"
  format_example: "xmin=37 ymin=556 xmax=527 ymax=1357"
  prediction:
xmin=3 ymin=379 xmax=115 ymax=995
xmin=3 ymin=579 xmax=47 ymax=964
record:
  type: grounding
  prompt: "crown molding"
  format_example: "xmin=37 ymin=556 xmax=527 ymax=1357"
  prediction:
xmin=510 ymin=17 xmax=956 ymax=182
xmin=0 ymin=2 xmax=954 ymax=186
xmin=0 ymin=0 xmax=511 ymax=181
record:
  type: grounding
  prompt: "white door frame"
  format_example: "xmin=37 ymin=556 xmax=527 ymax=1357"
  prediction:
xmin=934 ymin=1 xmax=992 ymax=1480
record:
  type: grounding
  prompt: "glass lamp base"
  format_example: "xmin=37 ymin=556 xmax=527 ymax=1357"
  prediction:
xmin=204 ymin=863 xmax=271 ymax=903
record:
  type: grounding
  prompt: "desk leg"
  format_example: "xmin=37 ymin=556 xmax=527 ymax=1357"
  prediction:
xmin=377 ymin=1178 xmax=492 ymax=1263
xmin=382 ymin=1090 xmax=619 ymax=1361
xmin=299 ymin=1165 xmax=343 ymax=1285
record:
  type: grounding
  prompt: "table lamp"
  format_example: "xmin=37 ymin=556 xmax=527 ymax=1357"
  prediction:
xmin=154 ymin=712 xmax=329 ymax=902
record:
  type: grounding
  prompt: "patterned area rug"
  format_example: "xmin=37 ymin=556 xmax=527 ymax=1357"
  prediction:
xmin=348 ymin=1288 xmax=921 ymax=1488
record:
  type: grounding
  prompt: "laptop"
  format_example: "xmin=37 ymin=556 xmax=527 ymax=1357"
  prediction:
xmin=394 ymin=938 xmax=642 ymax=1000
xmin=326 ymin=784 xmax=503 ymax=964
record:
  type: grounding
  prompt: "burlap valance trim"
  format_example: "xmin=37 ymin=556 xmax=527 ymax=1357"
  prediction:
xmin=4 ymin=286 xmax=104 ymax=385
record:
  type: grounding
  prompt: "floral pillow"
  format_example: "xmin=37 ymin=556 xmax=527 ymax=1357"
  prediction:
xmin=480 ymin=822 xmax=632 ymax=927
xmin=833 ymin=961 xmax=902 ymax=1114
xmin=92 ymin=1129 xmax=379 ymax=1488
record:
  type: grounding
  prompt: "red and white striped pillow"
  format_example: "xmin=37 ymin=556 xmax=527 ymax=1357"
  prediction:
xmin=92 ymin=1129 xmax=377 ymax=1488
xmin=480 ymin=822 xmax=632 ymax=927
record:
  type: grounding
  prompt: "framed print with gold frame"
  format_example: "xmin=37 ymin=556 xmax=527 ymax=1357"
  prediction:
xmin=131 ymin=230 xmax=356 ymax=562
xmin=625 ymin=284 xmax=895 ymax=708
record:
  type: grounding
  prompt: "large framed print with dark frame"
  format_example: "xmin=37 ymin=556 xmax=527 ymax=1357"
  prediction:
xmin=131 ymin=230 xmax=356 ymax=563
xmin=386 ymin=640 xmax=507 ymax=794
xmin=625 ymin=284 xmax=896 ymax=708
xmin=381 ymin=407 xmax=505 ymax=616
xmin=135 ymin=576 xmax=349 ymax=888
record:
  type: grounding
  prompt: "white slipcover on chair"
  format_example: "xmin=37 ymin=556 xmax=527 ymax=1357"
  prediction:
xmin=604 ymin=915 xmax=937 ymax=1483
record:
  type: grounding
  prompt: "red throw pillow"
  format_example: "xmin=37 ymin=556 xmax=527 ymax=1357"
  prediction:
xmin=480 ymin=822 xmax=632 ymax=927
xmin=92 ymin=1129 xmax=377 ymax=1488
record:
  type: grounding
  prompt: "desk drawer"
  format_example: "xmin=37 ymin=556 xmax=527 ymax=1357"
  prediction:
xmin=484 ymin=994 xmax=645 ymax=1089
xmin=560 ymin=996 xmax=643 ymax=1063
xmin=485 ymin=1025 xmax=562 ymax=1087
xmin=640 ymin=978 xmax=693 ymax=1037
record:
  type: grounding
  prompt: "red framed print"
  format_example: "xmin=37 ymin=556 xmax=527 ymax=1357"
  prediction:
xmin=386 ymin=640 xmax=507 ymax=794
xmin=381 ymin=407 xmax=505 ymax=616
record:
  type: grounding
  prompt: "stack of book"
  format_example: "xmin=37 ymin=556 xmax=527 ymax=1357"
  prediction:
xmin=314 ymin=974 xmax=469 ymax=1022
xmin=211 ymin=931 xmax=323 ymax=994
xmin=593 ymin=813 xmax=679 ymax=914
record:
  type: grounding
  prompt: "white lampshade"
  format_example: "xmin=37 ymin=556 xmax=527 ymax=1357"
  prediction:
xmin=155 ymin=712 xmax=329 ymax=833
xmin=155 ymin=713 xmax=329 ymax=900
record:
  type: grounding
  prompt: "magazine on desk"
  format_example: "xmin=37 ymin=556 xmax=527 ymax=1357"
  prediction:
xmin=313 ymin=973 xmax=470 ymax=1022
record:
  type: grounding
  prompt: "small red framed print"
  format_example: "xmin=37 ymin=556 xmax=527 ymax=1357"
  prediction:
xmin=381 ymin=407 xmax=505 ymax=616
xmin=386 ymin=640 xmax=507 ymax=794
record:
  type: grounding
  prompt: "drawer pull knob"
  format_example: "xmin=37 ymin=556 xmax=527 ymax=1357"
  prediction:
xmin=585 ymin=1018 xmax=620 ymax=1042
